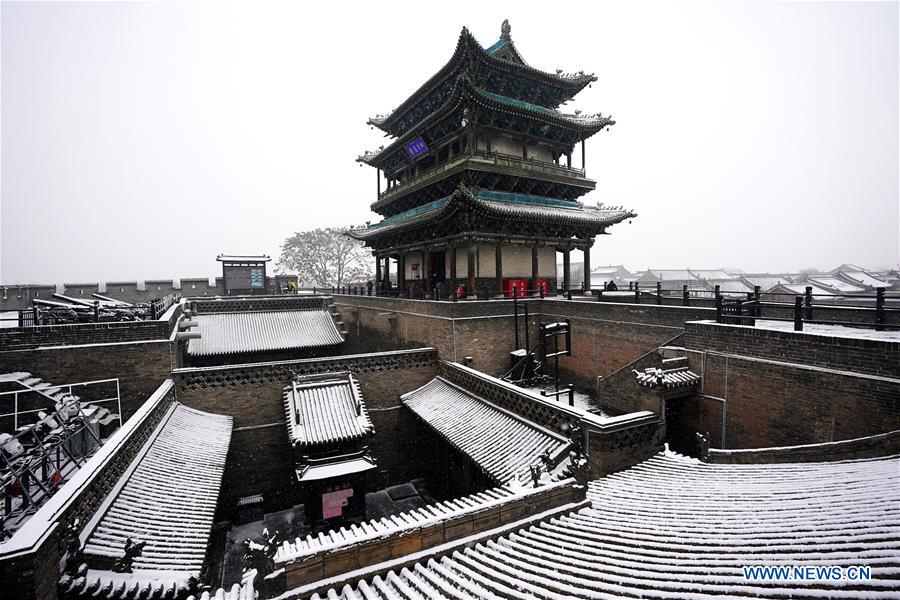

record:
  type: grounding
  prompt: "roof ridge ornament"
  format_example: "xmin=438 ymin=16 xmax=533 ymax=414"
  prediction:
xmin=501 ymin=19 xmax=511 ymax=41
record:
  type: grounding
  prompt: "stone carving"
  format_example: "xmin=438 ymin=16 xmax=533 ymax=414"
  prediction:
xmin=112 ymin=537 xmax=146 ymax=573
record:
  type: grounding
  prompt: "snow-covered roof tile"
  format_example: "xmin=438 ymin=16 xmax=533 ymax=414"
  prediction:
xmin=633 ymin=366 xmax=700 ymax=390
xmin=402 ymin=377 xmax=568 ymax=485
xmin=316 ymin=452 xmax=900 ymax=599
xmin=80 ymin=403 xmax=232 ymax=578
xmin=186 ymin=310 xmax=344 ymax=356
xmin=283 ymin=373 xmax=374 ymax=447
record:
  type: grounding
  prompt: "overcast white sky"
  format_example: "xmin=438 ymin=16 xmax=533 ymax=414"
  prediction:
xmin=1 ymin=0 xmax=898 ymax=284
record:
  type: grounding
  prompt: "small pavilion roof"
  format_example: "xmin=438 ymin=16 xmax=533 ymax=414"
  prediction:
xmin=186 ymin=310 xmax=344 ymax=356
xmin=283 ymin=373 xmax=374 ymax=447
xmin=347 ymin=186 xmax=635 ymax=243
xmin=216 ymin=254 xmax=271 ymax=263
xmin=402 ymin=376 xmax=568 ymax=484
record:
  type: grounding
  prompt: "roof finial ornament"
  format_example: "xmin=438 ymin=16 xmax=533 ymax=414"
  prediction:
xmin=500 ymin=19 xmax=511 ymax=41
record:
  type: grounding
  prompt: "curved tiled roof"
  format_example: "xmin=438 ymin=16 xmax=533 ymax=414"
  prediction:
xmin=402 ymin=377 xmax=568 ymax=484
xmin=283 ymin=373 xmax=373 ymax=447
xmin=186 ymin=310 xmax=344 ymax=356
xmin=348 ymin=187 xmax=636 ymax=242
xmin=313 ymin=452 xmax=900 ymax=599
xmin=368 ymin=27 xmax=595 ymax=134
xmin=81 ymin=404 xmax=232 ymax=575
xmin=359 ymin=78 xmax=613 ymax=169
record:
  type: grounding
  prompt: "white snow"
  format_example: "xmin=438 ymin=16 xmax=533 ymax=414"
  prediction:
xmin=756 ymin=319 xmax=900 ymax=341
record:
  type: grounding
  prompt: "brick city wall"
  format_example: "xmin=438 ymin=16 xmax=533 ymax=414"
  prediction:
xmin=0 ymin=340 xmax=176 ymax=421
xmin=335 ymin=295 xmax=713 ymax=388
xmin=668 ymin=322 xmax=900 ymax=454
xmin=681 ymin=321 xmax=900 ymax=379
xmin=0 ymin=275 xmax=299 ymax=310
xmin=172 ymin=349 xmax=439 ymax=517
xmin=0 ymin=320 xmax=172 ymax=351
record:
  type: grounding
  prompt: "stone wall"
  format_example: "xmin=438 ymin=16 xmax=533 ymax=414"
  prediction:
xmin=172 ymin=349 xmax=439 ymax=516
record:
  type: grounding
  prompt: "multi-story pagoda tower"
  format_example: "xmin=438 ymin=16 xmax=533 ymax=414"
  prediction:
xmin=350 ymin=20 xmax=636 ymax=298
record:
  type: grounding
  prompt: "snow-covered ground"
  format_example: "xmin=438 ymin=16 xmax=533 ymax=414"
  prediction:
xmin=756 ymin=319 xmax=900 ymax=341
xmin=523 ymin=383 xmax=609 ymax=416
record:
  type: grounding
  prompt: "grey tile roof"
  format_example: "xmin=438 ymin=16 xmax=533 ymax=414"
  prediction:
xmin=402 ymin=377 xmax=568 ymax=484
xmin=283 ymin=373 xmax=374 ymax=447
xmin=81 ymin=403 xmax=232 ymax=575
xmin=315 ymin=453 xmax=900 ymax=600
xmin=186 ymin=310 xmax=344 ymax=356
xmin=634 ymin=366 xmax=700 ymax=390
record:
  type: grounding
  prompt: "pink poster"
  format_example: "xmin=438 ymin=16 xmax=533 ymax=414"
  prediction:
xmin=322 ymin=488 xmax=354 ymax=519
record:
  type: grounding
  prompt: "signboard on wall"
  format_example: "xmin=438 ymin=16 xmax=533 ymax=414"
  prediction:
xmin=322 ymin=487 xmax=354 ymax=519
xmin=405 ymin=137 xmax=429 ymax=159
xmin=224 ymin=265 xmax=265 ymax=291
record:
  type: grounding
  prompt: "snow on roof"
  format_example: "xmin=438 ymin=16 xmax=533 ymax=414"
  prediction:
xmin=283 ymin=373 xmax=373 ymax=447
xmin=186 ymin=310 xmax=343 ymax=356
xmin=296 ymin=455 xmax=377 ymax=482
xmin=808 ymin=277 xmax=867 ymax=293
xmin=275 ymin=479 xmax=572 ymax=565
xmin=767 ymin=283 xmax=835 ymax=298
xmin=216 ymin=254 xmax=271 ymax=262
xmin=690 ymin=269 xmax=738 ymax=280
xmin=634 ymin=366 xmax=700 ymax=389
xmin=838 ymin=271 xmax=889 ymax=288
xmin=402 ymin=377 xmax=568 ymax=484
xmin=641 ymin=269 xmax=698 ymax=281
xmin=80 ymin=403 xmax=232 ymax=577
xmin=314 ymin=452 xmax=900 ymax=599
xmin=742 ymin=274 xmax=793 ymax=289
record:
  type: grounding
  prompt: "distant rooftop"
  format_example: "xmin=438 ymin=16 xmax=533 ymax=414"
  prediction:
xmin=216 ymin=254 xmax=271 ymax=262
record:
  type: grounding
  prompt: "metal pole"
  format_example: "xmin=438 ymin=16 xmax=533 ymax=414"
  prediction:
xmin=804 ymin=286 xmax=813 ymax=320
xmin=876 ymin=287 xmax=885 ymax=331
xmin=513 ymin=291 xmax=520 ymax=349
xmin=634 ymin=282 xmax=640 ymax=304
xmin=683 ymin=284 xmax=689 ymax=306
xmin=656 ymin=282 xmax=662 ymax=305
xmin=715 ymin=295 xmax=723 ymax=323
xmin=794 ymin=297 xmax=803 ymax=331
xmin=116 ymin=379 xmax=123 ymax=428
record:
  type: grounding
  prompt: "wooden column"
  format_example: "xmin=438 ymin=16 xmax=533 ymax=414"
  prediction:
xmin=466 ymin=245 xmax=476 ymax=298
xmin=583 ymin=244 xmax=592 ymax=291
xmin=375 ymin=255 xmax=382 ymax=290
xmin=531 ymin=245 xmax=539 ymax=295
xmin=495 ymin=242 xmax=503 ymax=294
xmin=566 ymin=153 xmax=571 ymax=168
xmin=563 ymin=248 xmax=571 ymax=294
xmin=398 ymin=253 xmax=406 ymax=292
xmin=449 ymin=245 xmax=458 ymax=298
xmin=376 ymin=169 xmax=381 ymax=197
xmin=423 ymin=249 xmax=432 ymax=293
xmin=383 ymin=256 xmax=390 ymax=289
xmin=581 ymin=140 xmax=586 ymax=171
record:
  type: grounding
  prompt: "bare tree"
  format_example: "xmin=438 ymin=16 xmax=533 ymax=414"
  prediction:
xmin=278 ymin=227 xmax=373 ymax=287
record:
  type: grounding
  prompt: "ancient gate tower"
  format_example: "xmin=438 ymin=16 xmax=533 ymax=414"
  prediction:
xmin=350 ymin=20 xmax=635 ymax=298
